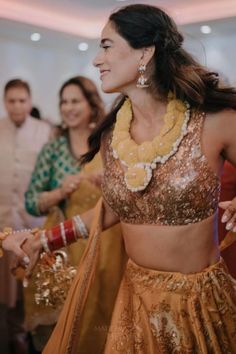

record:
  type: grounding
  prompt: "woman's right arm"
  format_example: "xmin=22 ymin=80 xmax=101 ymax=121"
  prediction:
xmin=2 ymin=197 xmax=120 ymax=276
xmin=6 ymin=132 xmax=120 ymax=272
xmin=81 ymin=198 xmax=120 ymax=233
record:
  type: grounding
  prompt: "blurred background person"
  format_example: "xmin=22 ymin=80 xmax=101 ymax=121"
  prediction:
xmin=0 ymin=79 xmax=51 ymax=354
xmin=30 ymin=105 xmax=60 ymax=141
xmin=24 ymin=76 xmax=117 ymax=353
xmin=25 ymin=76 xmax=104 ymax=228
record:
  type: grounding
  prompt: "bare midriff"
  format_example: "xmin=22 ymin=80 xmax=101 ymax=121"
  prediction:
xmin=121 ymin=213 xmax=220 ymax=274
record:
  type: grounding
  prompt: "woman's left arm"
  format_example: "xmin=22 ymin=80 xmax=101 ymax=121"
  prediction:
xmin=218 ymin=109 xmax=236 ymax=231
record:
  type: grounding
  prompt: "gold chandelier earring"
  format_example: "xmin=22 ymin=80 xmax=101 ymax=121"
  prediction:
xmin=136 ymin=64 xmax=149 ymax=88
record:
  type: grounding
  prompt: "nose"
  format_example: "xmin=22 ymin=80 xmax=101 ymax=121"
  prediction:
xmin=14 ymin=101 xmax=23 ymax=110
xmin=93 ymin=50 xmax=103 ymax=68
xmin=61 ymin=102 xmax=73 ymax=112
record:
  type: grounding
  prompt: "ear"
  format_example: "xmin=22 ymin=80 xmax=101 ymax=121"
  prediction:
xmin=140 ymin=46 xmax=155 ymax=65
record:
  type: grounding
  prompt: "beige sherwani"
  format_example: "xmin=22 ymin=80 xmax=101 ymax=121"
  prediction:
xmin=0 ymin=116 xmax=51 ymax=307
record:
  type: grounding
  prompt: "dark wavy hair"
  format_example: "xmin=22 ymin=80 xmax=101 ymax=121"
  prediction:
xmin=81 ymin=4 xmax=236 ymax=164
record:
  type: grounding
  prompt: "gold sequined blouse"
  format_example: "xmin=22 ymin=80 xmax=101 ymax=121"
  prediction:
xmin=102 ymin=110 xmax=221 ymax=226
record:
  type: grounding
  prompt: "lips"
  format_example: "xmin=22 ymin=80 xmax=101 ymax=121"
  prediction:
xmin=100 ymin=70 xmax=110 ymax=79
xmin=64 ymin=114 xmax=78 ymax=121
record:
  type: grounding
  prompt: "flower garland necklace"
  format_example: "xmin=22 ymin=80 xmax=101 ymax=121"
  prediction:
xmin=111 ymin=96 xmax=190 ymax=192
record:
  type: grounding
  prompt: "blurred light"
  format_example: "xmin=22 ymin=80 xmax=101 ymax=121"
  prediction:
xmin=200 ymin=25 xmax=212 ymax=34
xmin=30 ymin=32 xmax=41 ymax=41
xmin=78 ymin=42 xmax=89 ymax=51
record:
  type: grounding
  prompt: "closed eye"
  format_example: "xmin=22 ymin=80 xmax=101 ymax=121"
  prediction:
xmin=100 ymin=45 xmax=111 ymax=50
xmin=100 ymin=38 xmax=113 ymax=50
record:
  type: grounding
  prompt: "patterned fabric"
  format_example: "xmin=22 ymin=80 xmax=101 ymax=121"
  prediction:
xmin=25 ymin=136 xmax=81 ymax=216
xmin=104 ymin=258 xmax=236 ymax=354
xmin=102 ymin=110 xmax=221 ymax=226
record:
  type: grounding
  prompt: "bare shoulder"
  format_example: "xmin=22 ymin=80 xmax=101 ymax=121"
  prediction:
xmin=205 ymin=109 xmax=236 ymax=164
xmin=205 ymin=108 xmax=235 ymax=124
xmin=204 ymin=108 xmax=236 ymax=141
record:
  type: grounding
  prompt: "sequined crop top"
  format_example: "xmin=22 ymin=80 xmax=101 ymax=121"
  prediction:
xmin=102 ymin=110 xmax=221 ymax=226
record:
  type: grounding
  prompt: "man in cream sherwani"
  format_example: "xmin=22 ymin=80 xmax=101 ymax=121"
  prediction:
xmin=0 ymin=79 xmax=51 ymax=354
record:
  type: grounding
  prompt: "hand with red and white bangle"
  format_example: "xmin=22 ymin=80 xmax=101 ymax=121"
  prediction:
xmin=39 ymin=217 xmax=89 ymax=254
xmin=1 ymin=228 xmax=42 ymax=277
xmin=1 ymin=215 xmax=89 ymax=280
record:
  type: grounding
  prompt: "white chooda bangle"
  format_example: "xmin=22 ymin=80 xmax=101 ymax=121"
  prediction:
xmin=73 ymin=215 xmax=89 ymax=239
xmin=59 ymin=222 xmax=67 ymax=246
xmin=40 ymin=230 xmax=51 ymax=253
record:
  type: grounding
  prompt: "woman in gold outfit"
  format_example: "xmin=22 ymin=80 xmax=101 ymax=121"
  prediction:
xmin=24 ymin=76 xmax=123 ymax=352
xmin=3 ymin=4 xmax=236 ymax=353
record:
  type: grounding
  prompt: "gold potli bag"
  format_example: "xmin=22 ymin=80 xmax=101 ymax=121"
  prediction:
xmin=24 ymin=207 xmax=78 ymax=333
xmin=34 ymin=250 xmax=77 ymax=308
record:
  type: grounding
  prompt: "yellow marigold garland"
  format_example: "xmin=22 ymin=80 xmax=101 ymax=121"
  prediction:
xmin=111 ymin=97 xmax=190 ymax=191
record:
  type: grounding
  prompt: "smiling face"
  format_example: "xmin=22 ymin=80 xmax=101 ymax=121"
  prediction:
xmin=60 ymin=84 xmax=92 ymax=130
xmin=4 ymin=87 xmax=32 ymax=126
xmin=93 ymin=21 xmax=144 ymax=94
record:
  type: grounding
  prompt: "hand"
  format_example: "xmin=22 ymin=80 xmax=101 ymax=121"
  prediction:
xmin=219 ymin=198 xmax=236 ymax=232
xmin=61 ymin=174 xmax=82 ymax=198
xmin=1 ymin=231 xmax=30 ymax=266
xmin=22 ymin=232 xmax=42 ymax=279
xmin=87 ymin=171 xmax=103 ymax=187
xmin=2 ymin=231 xmax=42 ymax=283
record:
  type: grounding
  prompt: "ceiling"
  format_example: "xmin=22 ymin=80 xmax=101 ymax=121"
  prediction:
xmin=0 ymin=0 xmax=236 ymax=38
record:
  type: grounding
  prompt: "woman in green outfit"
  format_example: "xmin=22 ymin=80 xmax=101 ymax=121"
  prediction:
xmin=25 ymin=76 xmax=104 ymax=219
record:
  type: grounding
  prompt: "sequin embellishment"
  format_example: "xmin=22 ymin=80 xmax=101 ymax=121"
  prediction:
xmin=102 ymin=111 xmax=220 ymax=226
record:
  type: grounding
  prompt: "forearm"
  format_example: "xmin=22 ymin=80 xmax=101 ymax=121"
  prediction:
xmin=38 ymin=188 xmax=64 ymax=214
xmin=1 ymin=199 xmax=120 ymax=268
xmin=40 ymin=200 xmax=119 ymax=253
xmin=79 ymin=199 xmax=119 ymax=233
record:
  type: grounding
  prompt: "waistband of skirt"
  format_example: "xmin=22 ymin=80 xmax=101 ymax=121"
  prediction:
xmin=126 ymin=257 xmax=230 ymax=294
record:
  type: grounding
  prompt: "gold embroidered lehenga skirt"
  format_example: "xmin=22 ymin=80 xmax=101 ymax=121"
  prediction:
xmin=104 ymin=258 xmax=236 ymax=354
xmin=43 ymin=200 xmax=236 ymax=354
